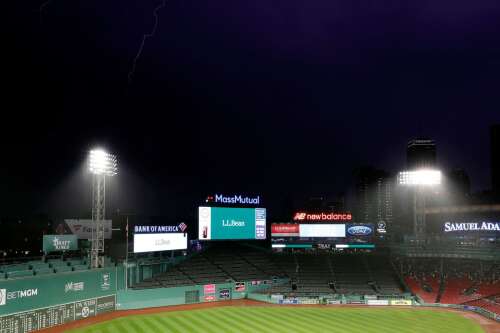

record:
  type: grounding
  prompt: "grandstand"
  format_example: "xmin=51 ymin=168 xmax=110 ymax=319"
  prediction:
xmin=133 ymin=245 xmax=403 ymax=298
xmin=135 ymin=244 xmax=285 ymax=289
xmin=0 ymin=256 xmax=116 ymax=279
xmin=398 ymin=256 xmax=500 ymax=311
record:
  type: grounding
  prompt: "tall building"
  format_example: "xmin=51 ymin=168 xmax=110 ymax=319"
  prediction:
xmin=447 ymin=169 xmax=471 ymax=203
xmin=407 ymin=138 xmax=436 ymax=169
xmin=355 ymin=167 xmax=393 ymax=227
xmin=492 ymin=124 xmax=500 ymax=196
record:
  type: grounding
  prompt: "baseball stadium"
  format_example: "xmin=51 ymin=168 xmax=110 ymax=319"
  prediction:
xmin=1 ymin=154 xmax=499 ymax=333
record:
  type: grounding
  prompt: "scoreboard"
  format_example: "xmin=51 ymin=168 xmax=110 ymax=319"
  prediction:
xmin=271 ymin=221 xmax=375 ymax=250
xmin=0 ymin=295 xmax=115 ymax=333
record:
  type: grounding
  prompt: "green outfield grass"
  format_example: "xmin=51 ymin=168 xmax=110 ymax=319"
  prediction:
xmin=68 ymin=306 xmax=485 ymax=333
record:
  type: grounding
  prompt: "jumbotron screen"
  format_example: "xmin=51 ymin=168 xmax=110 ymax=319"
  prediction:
xmin=198 ymin=206 xmax=266 ymax=240
xmin=271 ymin=222 xmax=374 ymax=249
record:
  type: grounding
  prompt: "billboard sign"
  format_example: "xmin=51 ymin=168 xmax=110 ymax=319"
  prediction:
xmin=134 ymin=223 xmax=187 ymax=233
xmin=133 ymin=233 xmax=187 ymax=253
xmin=219 ymin=289 xmax=230 ymax=299
xmin=346 ymin=224 xmax=373 ymax=237
xmin=390 ymin=299 xmax=412 ymax=306
xmin=205 ymin=194 xmax=261 ymax=205
xmin=61 ymin=219 xmax=112 ymax=239
xmin=198 ymin=207 xmax=266 ymax=240
xmin=43 ymin=235 xmax=78 ymax=253
xmin=271 ymin=224 xmax=300 ymax=237
xmin=443 ymin=221 xmax=500 ymax=233
xmin=293 ymin=212 xmax=352 ymax=222
xmin=203 ymin=284 xmax=216 ymax=295
xmin=299 ymin=224 xmax=346 ymax=238
xmin=234 ymin=282 xmax=246 ymax=292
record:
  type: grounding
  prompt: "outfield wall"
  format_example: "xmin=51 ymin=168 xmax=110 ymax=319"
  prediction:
xmin=0 ymin=268 xmax=120 ymax=332
xmin=117 ymin=280 xmax=283 ymax=310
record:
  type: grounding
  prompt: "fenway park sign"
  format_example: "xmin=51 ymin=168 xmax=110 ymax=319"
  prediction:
xmin=444 ymin=222 xmax=500 ymax=232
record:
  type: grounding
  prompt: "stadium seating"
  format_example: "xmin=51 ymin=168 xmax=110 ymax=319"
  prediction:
xmin=55 ymin=265 xmax=73 ymax=273
xmin=6 ymin=270 xmax=34 ymax=279
xmin=72 ymin=264 xmax=90 ymax=271
xmin=398 ymin=257 xmax=500 ymax=305
xmin=133 ymin=245 xmax=285 ymax=289
xmin=34 ymin=267 xmax=55 ymax=275
xmin=134 ymin=244 xmax=403 ymax=297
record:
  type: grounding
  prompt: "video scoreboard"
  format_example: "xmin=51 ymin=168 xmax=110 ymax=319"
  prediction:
xmin=271 ymin=211 xmax=375 ymax=250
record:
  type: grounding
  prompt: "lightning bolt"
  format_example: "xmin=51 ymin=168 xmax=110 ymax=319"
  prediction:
xmin=39 ymin=0 xmax=53 ymax=25
xmin=128 ymin=0 xmax=167 ymax=84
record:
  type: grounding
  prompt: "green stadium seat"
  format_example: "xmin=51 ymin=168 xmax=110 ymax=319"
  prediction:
xmin=67 ymin=259 xmax=84 ymax=266
xmin=55 ymin=265 xmax=73 ymax=273
xmin=50 ymin=261 xmax=70 ymax=268
xmin=34 ymin=267 xmax=54 ymax=275
xmin=3 ymin=264 xmax=30 ymax=272
xmin=7 ymin=270 xmax=34 ymax=278
xmin=72 ymin=265 xmax=89 ymax=271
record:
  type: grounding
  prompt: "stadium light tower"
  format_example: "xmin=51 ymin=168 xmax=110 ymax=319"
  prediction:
xmin=398 ymin=169 xmax=442 ymax=240
xmin=88 ymin=149 xmax=118 ymax=269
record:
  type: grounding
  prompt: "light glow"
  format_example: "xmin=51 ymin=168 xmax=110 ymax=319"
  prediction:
xmin=398 ymin=169 xmax=441 ymax=185
xmin=88 ymin=149 xmax=118 ymax=176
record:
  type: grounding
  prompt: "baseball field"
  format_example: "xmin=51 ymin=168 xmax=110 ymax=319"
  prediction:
xmin=65 ymin=306 xmax=486 ymax=333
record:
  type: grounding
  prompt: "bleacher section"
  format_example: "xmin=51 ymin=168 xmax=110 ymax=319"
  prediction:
xmin=404 ymin=276 xmax=439 ymax=303
xmin=399 ymin=257 xmax=500 ymax=305
xmin=0 ymin=256 xmax=112 ymax=279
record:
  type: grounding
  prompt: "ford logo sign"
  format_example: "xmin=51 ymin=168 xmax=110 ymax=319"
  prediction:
xmin=347 ymin=225 xmax=372 ymax=236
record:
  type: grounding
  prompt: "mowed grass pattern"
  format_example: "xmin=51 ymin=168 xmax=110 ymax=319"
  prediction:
xmin=68 ymin=306 xmax=485 ymax=333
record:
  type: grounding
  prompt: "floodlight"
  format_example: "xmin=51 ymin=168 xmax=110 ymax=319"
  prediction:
xmin=88 ymin=149 xmax=118 ymax=176
xmin=398 ymin=169 xmax=441 ymax=186
xmin=88 ymin=148 xmax=118 ymax=269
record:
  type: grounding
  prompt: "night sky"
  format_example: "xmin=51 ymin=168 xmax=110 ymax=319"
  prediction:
xmin=3 ymin=1 xmax=500 ymax=220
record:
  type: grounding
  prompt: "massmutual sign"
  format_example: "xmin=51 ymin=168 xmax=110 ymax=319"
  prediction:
xmin=444 ymin=221 xmax=500 ymax=233
xmin=206 ymin=194 xmax=260 ymax=205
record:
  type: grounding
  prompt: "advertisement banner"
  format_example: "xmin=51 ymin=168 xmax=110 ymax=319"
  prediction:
xmin=198 ymin=207 xmax=266 ymax=240
xmin=204 ymin=284 xmax=216 ymax=295
xmin=346 ymin=224 xmax=374 ymax=237
xmin=299 ymin=224 xmax=346 ymax=238
xmin=390 ymin=300 xmax=412 ymax=306
xmin=367 ymin=300 xmax=389 ymax=306
xmin=219 ymin=289 xmax=231 ymax=300
xmin=327 ymin=300 xmax=341 ymax=305
xmin=234 ymin=282 xmax=246 ymax=292
xmin=271 ymin=224 xmax=300 ymax=237
xmin=0 ymin=269 xmax=116 ymax=316
xmin=133 ymin=233 xmax=187 ymax=253
xmin=204 ymin=295 xmax=216 ymax=302
xmin=443 ymin=221 xmax=500 ymax=233
xmin=279 ymin=298 xmax=299 ymax=304
xmin=43 ymin=235 xmax=78 ymax=253
xmin=62 ymin=219 xmax=112 ymax=239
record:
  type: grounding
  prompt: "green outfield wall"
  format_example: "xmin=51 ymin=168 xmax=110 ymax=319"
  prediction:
xmin=0 ymin=268 xmax=120 ymax=332
xmin=117 ymin=279 xmax=280 ymax=310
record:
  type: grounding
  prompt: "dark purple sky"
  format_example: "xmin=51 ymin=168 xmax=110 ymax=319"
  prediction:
xmin=3 ymin=0 xmax=500 ymax=218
